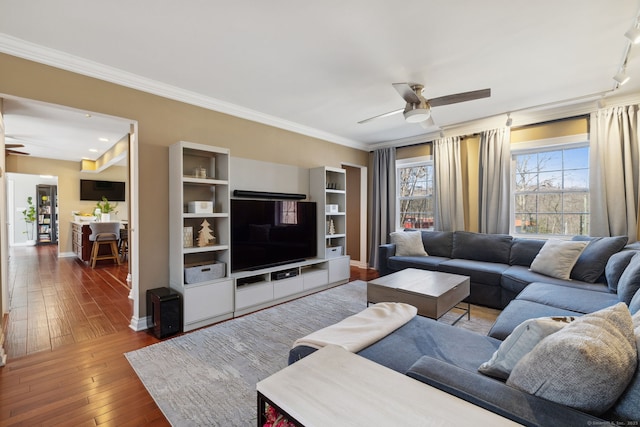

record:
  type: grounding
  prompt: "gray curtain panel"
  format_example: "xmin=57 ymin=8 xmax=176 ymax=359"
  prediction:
xmin=434 ymin=136 xmax=465 ymax=231
xmin=590 ymin=105 xmax=639 ymax=242
xmin=479 ymin=128 xmax=511 ymax=234
xmin=369 ymin=147 xmax=396 ymax=269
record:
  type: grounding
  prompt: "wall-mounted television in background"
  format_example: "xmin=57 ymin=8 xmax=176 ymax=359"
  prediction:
xmin=80 ymin=180 xmax=126 ymax=201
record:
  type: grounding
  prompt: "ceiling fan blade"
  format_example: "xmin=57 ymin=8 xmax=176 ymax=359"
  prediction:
xmin=419 ymin=116 xmax=439 ymax=130
xmin=6 ymin=149 xmax=30 ymax=156
xmin=6 ymin=143 xmax=24 ymax=149
xmin=392 ymin=83 xmax=422 ymax=104
xmin=428 ymin=88 xmax=491 ymax=107
xmin=358 ymin=108 xmax=404 ymax=124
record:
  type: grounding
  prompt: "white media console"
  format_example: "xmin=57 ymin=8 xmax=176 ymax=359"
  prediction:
xmin=232 ymin=256 xmax=350 ymax=316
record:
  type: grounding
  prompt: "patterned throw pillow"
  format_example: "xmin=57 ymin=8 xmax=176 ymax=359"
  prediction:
xmin=390 ymin=231 xmax=428 ymax=257
xmin=507 ymin=303 xmax=637 ymax=415
xmin=478 ymin=316 xmax=575 ymax=380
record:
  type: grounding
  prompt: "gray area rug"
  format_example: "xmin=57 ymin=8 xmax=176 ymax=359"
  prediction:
xmin=125 ymin=280 xmax=496 ymax=426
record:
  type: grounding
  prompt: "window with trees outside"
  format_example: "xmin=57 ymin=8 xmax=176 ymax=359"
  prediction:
xmin=397 ymin=157 xmax=434 ymax=230
xmin=512 ymin=143 xmax=589 ymax=236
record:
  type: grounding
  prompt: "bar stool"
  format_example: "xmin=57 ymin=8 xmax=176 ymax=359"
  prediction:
xmin=119 ymin=227 xmax=129 ymax=262
xmin=89 ymin=222 xmax=122 ymax=268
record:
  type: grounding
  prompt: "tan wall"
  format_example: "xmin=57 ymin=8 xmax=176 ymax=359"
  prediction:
xmin=6 ymin=156 xmax=127 ymax=255
xmin=0 ymin=53 xmax=368 ymax=318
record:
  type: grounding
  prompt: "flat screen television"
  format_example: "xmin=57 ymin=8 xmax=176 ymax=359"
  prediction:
xmin=80 ymin=179 xmax=126 ymax=201
xmin=231 ymin=199 xmax=317 ymax=272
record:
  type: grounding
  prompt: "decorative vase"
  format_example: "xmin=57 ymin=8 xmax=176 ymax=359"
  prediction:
xmin=101 ymin=213 xmax=111 ymax=222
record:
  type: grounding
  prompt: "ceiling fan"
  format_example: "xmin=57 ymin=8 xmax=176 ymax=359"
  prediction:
xmin=5 ymin=143 xmax=30 ymax=156
xmin=359 ymin=83 xmax=491 ymax=127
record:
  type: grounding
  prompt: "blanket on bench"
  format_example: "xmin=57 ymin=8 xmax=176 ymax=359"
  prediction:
xmin=293 ymin=302 xmax=417 ymax=353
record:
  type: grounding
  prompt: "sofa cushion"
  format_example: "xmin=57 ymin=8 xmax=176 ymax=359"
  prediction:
xmin=507 ymin=303 xmax=637 ymax=415
xmin=617 ymin=252 xmax=640 ymax=305
xmin=571 ymin=235 xmax=628 ymax=283
xmin=606 ymin=250 xmax=638 ymax=292
xmin=488 ymin=299 xmax=588 ymax=341
xmin=630 ymin=288 xmax=640 ymax=315
xmin=438 ymin=259 xmax=509 ymax=287
xmin=508 ymin=238 xmax=545 ymax=267
xmin=356 ymin=315 xmax=501 ymax=374
xmin=420 ymin=231 xmax=454 ymax=258
xmin=501 ymin=265 xmax=608 ymax=297
xmin=390 ymin=231 xmax=428 ymax=256
xmin=515 ymin=282 xmax=618 ymax=315
xmin=451 ymin=231 xmax=512 ymax=264
xmin=387 ymin=255 xmax=449 ymax=272
xmin=529 ymin=239 xmax=588 ymax=280
xmin=609 ymin=311 xmax=640 ymax=421
xmin=479 ymin=316 xmax=575 ymax=380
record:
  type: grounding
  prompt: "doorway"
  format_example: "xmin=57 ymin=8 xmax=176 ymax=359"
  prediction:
xmin=343 ymin=163 xmax=368 ymax=268
xmin=1 ymin=96 xmax=140 ymax=351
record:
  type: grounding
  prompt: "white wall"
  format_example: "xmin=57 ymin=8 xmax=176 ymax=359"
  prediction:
xmin=7 ymin=172 xmax=58 ymax=245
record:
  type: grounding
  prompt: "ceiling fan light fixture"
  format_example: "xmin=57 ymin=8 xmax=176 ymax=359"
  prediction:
xmin=404 ymin=108 xmax=431 ymax=123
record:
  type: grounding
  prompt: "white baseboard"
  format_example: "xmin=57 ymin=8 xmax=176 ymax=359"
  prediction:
xmin=350 ymin=259 xmax=368 ymax=269
xmin=129 ymin=315 xmax=150 ymax=332
xmin=58 ymin=251 xmax=76 ymax=258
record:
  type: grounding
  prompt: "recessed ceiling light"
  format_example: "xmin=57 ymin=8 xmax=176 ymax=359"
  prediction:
xmin=98 ymin=137 xmax=109 ymax=142
xmin=85 ymin=113 xmax=92 ymax=118
xmin=89 ymin=148 xmax=99 ymax=153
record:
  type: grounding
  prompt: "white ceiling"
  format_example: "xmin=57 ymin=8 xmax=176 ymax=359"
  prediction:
xmin=1 ymin=0 xmax=640 ymax=160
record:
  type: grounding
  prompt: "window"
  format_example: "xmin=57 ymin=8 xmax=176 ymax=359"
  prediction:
xmin=278 ymin=200 xmax=298 ymax=224
xmin=512 ymin=143 xmax=589 ymax=236
xmin=397 ymin=157 xmax=434 ymax=230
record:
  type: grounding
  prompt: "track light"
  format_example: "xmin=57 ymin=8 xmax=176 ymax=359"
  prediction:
xmin=614 ymin=71 xmax=630 ymax=86
xmin=625 ymin=27 xmax=640 ymax=44
xmin=505 ymin=113 xmax=512 ymax=127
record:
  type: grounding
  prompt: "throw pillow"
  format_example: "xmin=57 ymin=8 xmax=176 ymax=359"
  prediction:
xmin=529 ymin=239 xmax=589 ymax=280
xmin=606 ymin=250 xmax=637 ymax=292
xmin=570 ymin=236 xmax=628 ymax=283
xmin=609 ymin=311 xmax=640 ymax=421
xmin=507 ymin=303 xmax=637 ymax=415
xmin=390 ymin=231 xmax=428 ymax=257
xmin=478 ymin=316 xmax=575 ymax=380
xmin=617 ymin=252 xmax=640 ymax=305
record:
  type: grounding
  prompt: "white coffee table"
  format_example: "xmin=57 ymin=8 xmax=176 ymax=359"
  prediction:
xmin=367 ymin=268 xmax=470 ymax=324
xmin=257 ymin=345 xmax=519 ymax=426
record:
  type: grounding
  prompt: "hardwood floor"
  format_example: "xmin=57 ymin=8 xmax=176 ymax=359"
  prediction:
xmin=1 ymin=250 xmax=376 ymax=426
xmin=2 ymin=245 xmax=168 ymax=426
xmin=5 ymin=245 xmax=132 ymax=358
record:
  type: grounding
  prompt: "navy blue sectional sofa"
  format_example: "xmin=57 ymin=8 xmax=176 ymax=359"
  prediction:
xmin=378 ymin=230 xmax=628 ymax=309
xmin=290 ymin=231 xmax=640 ymax=425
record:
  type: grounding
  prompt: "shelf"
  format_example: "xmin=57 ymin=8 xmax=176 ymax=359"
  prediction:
xmin=182 ymin=177 xmax=228 ymax=186
xmin=183 ymin=244 xmax=229 ymax=254
xmin=325 ymin=234 xmax=346 ymax=239
xmin=325 ymin=189 xmax=345 ymax=194
xmin=183 ymin=212 xmax=228 ymax=219
xmin=325 ymin=212 xmax=346 ymax=216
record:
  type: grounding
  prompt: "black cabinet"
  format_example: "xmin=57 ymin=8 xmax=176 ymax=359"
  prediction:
xmin=146 ymin=288 xmax=182 ymax=338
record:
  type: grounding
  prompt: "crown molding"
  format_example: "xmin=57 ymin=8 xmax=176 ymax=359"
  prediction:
xmin=0 ymin=34 xmax=368 ymax=151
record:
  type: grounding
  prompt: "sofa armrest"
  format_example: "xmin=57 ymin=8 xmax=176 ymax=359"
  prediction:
xmin=406 ymin=356 xmax=609 ymax=427
xmin=377 ymin=243 xmax=396 ymax=276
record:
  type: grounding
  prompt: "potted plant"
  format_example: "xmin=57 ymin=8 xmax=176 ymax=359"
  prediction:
xmin=22 ymin=196 xmax=37 ymax=245
xmin=95 ymin=196 xmax=118 ymax=222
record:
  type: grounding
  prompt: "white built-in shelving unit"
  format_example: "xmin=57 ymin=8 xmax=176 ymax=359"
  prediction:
xmin=310 ymin=166 xmax=351 ymax=283
xmin=169 ymin=141 xmax=234 ymax=332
